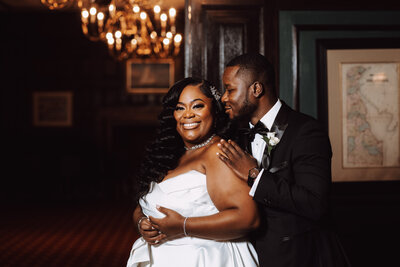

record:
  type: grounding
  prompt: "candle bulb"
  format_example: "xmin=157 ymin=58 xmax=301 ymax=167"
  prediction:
xmin=150 ymin=31 xmax=157 ymax=43
xmin=140 ymin=12 xmax=149 ymax=37
xmin=115 ymin=30 xmax=122 ymax=39
xmin=89 ymin=6 xmax=97 ymax=23
xmin=97 ymin=12 xmax=104 ymax=28
xmin=173 ymin=33 xmax=182 ymax=55
xmin=133 ymin=4 xmax=140 ymax=21
xmin=107 ymin=36 xmax=115 ymax=50
xmin=115 ymin=31 xmax=122 ymax=51
xmin=81 ymin=9 xmax=89 ymax=24
xmin=154 ymin=5 xmax=160 ymax=22
xmin=169 ymin=8 xmax=176 ymax=34
xmin=106 ymin=32 xmax=113 ymax=40
xmin=109 ymin=3 xmax=115 ymax=18
xmin=163 ymin=38 xmax=170 ymax=52
xmin=174 ymin=33 xmax=182 ymax=45
xmin=169 ymin=8 xmax=176 ymax=24
xmin=163 ymin=38 xmax=170 ymax=45
xmin=153 ymin=5 xmax=161 ymax=37
xmin=140 ymin=11 xmax=147 ymax=21
xmin=160 ymin=13 xmax=167 ymax=37
xmin=133 ymin=5 xmax=140 ymax=14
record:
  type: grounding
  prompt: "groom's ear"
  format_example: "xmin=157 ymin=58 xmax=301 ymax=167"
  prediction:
xmin=252 ymin=82 xmax=264 ymax=98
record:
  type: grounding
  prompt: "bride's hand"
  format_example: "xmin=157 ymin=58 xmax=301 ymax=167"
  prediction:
xmin=150 ymin=206 xmax=185 ymax=240
xmin=139 ymin=217 xmax=166 ymax=245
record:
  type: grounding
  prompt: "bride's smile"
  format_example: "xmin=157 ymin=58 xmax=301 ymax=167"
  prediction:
xmin=182 ymin=122 xmax=200 ymax=129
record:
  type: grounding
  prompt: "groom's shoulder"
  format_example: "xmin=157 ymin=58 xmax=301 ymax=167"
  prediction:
xmin=276 ymin=101 xmax=327 ymax=135
xmin=288 ymin=109 xmax=326 ymax=133
xmin=280 ymin=101 xmax=315 ymax=124
xmin=288 ymin=108 xmax=316 ymax=124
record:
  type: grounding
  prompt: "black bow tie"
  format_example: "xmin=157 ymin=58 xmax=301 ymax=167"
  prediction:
xmin=239 ymin=121 xmax=270 ymax=142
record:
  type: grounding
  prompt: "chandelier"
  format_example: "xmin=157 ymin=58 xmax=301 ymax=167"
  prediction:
xmin=41 ymin=0 xmax=183 ymax=60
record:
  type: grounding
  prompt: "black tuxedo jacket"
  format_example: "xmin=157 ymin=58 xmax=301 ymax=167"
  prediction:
xmin=245 ymin=102 xmax=351 ymax=267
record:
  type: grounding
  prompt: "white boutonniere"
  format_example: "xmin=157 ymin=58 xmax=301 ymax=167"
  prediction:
xmin=262 ymin=132 xmax=280 ymax=155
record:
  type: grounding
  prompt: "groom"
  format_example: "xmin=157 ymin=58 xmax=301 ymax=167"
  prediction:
xmin=217 ymin=53 xmax=351 ymax=267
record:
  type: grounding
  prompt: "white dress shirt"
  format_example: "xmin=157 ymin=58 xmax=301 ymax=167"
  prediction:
xmin=249 ymin=99 xmax=282 ymax=197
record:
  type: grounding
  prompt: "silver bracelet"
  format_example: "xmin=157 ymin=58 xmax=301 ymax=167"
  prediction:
xmin=137 ymin=216 xmax=147 ymax=233
xmin=183 ymin=217 xmax=188 ymax=236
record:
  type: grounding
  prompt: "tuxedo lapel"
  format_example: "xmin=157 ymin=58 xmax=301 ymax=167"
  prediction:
xmin=261 ymin=102 xmax=291 ymax=169
xmin=243 ymin=128 xmax=253 ymax=154
xmin=237 ymin=125 xmax=253 ymax=154
xmin=270 ymin=102 xmax=290 ymax=139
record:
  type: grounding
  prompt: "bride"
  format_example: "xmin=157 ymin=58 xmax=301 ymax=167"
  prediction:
xmin=126 ymin=77 xmax=259 ymax=267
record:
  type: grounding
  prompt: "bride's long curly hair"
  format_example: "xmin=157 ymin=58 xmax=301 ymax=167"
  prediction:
xmin=135 ymin=77 xmax=232 ymax=201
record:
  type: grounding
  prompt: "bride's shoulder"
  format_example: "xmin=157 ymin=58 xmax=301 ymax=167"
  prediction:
xmin=203 ymin=135 xmax=222 ymax=157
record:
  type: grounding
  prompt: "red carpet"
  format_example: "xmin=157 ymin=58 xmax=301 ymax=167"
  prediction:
xmin=0 ymin=202 xmax=139 ymax=267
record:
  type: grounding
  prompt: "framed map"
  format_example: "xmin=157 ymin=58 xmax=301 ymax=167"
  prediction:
xmin=327 ymin=49 xmax=400 ymax=181
xmin=342 ymin=63 xmax=399 ymax=168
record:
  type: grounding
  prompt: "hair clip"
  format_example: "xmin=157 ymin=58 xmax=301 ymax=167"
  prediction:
xmin=210 ymin=86 xmax=221 ymax=101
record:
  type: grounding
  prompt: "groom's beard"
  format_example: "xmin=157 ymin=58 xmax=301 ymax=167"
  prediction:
xmin=233 ymin=96 xmax=257 ymax=124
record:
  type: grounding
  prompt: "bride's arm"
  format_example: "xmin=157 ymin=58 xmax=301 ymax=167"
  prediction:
xmin=150 ymin=144 xmax=259 ymax=241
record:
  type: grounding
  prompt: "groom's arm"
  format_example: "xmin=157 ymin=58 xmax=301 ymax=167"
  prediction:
xmin=218 ymin=119 xmax=332 ymax=221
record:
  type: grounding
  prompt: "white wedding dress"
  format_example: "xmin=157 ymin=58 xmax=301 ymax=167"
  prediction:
xmin=126 ymin=170 xmax=259 ymax=267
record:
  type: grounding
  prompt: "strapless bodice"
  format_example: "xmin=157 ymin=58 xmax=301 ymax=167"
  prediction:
xmin=140 ymin=170 xmax=219 ymax=220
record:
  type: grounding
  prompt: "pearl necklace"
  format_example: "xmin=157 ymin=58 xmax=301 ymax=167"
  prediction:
xmin=184 ymin=134 xmax=216 ymax=151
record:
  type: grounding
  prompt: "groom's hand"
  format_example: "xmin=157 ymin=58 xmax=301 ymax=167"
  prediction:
xmin=217 ymin=139 xmax=257 ymax=182
xmin=150 ymin=206 xmax=185 ymax=241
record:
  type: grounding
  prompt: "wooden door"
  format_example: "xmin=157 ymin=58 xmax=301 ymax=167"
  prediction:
xmin=184 ymin=0 xmax=265 ymax=90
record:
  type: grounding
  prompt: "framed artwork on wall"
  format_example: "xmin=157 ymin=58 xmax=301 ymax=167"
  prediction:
xmin=326 ymin=48 xmax=400 ymax=182
xmin=279 ymin=11 xmax=400 ymax=182
xmin=33 ymin=91 xmax=73 ymax=127
xmin=126 ymin=58 xmax=174 ymax=94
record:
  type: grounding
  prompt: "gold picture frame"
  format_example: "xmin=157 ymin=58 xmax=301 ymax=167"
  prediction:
xmin=126 ymin=58 xmax=174 ymax=94
xmin=33 ymin=91 xmax=73 ymax=127
xmin=327 ymin=49 xmax=400 ymax=182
